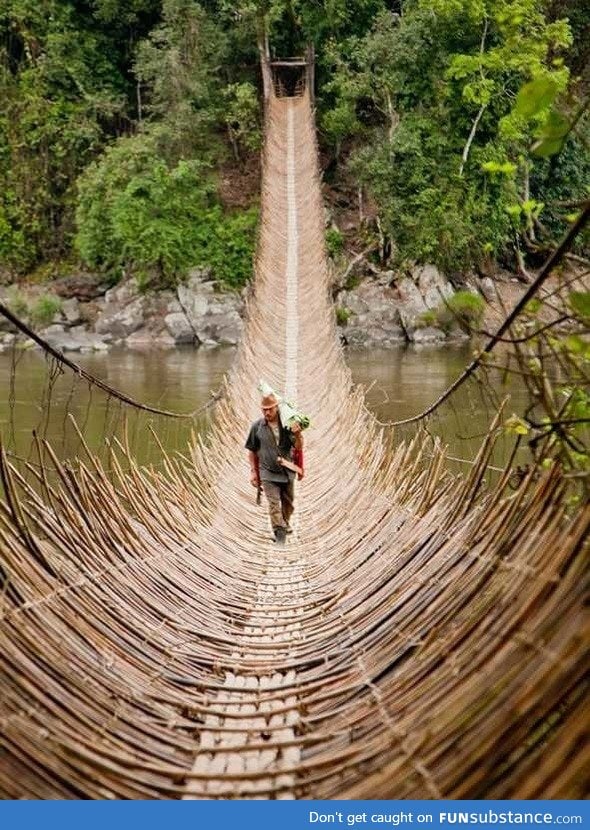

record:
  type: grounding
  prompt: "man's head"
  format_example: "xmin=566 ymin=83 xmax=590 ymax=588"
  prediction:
xmin=261 ymin=393 xmax=279 ymax=423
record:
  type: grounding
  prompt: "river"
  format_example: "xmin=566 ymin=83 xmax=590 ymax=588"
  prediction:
xmin=0 ymin=344 xmax=527 ymax=474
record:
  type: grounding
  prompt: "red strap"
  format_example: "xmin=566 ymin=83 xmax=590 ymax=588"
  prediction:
xmin=292 ymin=448 xmax=304 ymax=478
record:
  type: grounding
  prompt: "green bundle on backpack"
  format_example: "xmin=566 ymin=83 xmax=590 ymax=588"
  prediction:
xmin=258 ymin=380 xmax=310 ymax=430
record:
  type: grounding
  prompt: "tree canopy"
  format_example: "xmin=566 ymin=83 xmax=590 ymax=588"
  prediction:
xmin=0 ymin=0 xmax=588 ymax=283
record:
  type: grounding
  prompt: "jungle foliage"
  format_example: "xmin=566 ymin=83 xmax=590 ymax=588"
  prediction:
xmin=0 ymin=0 xmax=588 ymax=284
xmin=0 ymin=0 xmax=261 ymax=286
xmin=317 ymin=0 xmax=590 ymax=275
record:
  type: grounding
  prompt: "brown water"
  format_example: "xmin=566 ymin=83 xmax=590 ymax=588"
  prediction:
xmin=0 ymin=343 xmax=527 ymax=472
xmin=346 ymin=344 xmax=526 ymax=468
xmin=0 ymin=346 xmax=233 ymax=468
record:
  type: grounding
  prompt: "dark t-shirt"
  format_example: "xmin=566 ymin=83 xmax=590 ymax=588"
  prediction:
xmin=245 ymin=417 xmax=296 ymax=483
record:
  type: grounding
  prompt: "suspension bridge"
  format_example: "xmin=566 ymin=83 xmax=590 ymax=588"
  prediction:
xmin=0 ymin=79 xmax=588 ymax=798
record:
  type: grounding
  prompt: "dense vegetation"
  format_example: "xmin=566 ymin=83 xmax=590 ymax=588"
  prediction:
xmin=0 ymin=0 xmax=263 ymax=286
xmin=1 ymin=0 xmax=588 ymax=286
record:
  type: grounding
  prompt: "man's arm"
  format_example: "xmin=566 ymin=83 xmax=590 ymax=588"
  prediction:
xmin=290 ymin=421 xmax=303 ymax=450
xmin=248 ymin=450 xmax=260 ymax=488
xmin=289 ymin=423 xmax=304 ymax=480
xmin=245 ymin=423 xmax=261 ymax=488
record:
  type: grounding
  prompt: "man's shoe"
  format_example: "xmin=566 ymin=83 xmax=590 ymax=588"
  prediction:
xmin=274 ymin=527 xmax=287 ymax=545
xmin=285 ymin=525 xmax=293 ymax=534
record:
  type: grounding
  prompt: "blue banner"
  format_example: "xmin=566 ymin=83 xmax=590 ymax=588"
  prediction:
xmin=0 ymin=801 xmax=588 ymax=830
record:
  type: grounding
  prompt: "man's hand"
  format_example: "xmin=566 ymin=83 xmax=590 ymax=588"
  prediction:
xmin=290 ymin=421 xmax=303 ymax=451
xmin=248 ymin=449 xmax=260 ymax=488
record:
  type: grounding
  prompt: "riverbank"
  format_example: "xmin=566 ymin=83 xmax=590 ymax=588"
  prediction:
xmin=0 ymin=268 xmax=244 ymax=353
xmin=0 ymin=260 xmax=577 ymax=354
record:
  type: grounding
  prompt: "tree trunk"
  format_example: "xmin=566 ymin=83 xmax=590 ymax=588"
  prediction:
xmin=385 ymin=89 xmax=399 ymax=144
xmin=459 ymin=18 xmax=489 ymax=176
xmin=523 ymin=164 xmax=536 ymax=242
xmin=514 ymin=239 xmax=532 ymax=284
xmin=459 ymin=103 xmax=486 ymax=176
xmin=257 ymin=16 xmax=272 ymax=102
xmin=136 ymin=81 xmax=143 ymax=123
xmin=227 ymin=125 xmax=240 ymax=162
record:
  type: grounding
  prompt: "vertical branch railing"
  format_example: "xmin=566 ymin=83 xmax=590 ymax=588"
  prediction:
xmin=306 ymin=43 xmax=315 ymax=105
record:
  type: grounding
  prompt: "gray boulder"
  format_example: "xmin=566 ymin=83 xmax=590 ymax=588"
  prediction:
xmin=342 ymin=328 xmax=371 ymax=348
xmin=81 ymin=272 xmax=247 ymax=348
xmin=194 ymin=310 xmax=243 ymax=346
xmin=395 ymin=277 xmax=429 ymax=314
xmin=447 ymin=328 xmax=470 ymax=342
xmin=61 ymin=298 xmax=82 ymax=326
xmin=40 ymin=324 xmax=65 ymax=336
xmin=479 ymin=277 xmax=496 ymax=302
xmin=215 ymin=314 xmax=242 ymax=346
xmin=104 ymin=280 xmax=140 ymax=306
xmin=175 ymin=270 xmax=244 ymax=346
xmin=125 ymin=328 xmax=152 ymax=347
xmin=414 ymin=264 xmax=453 ymax=308
xmin=52 ymin=273 xmax=110 ymax=300
xmin=412 ymin=326 xmax=446 ymax=343
xmin=95 ymin=296 xmax=145 ymax=338
xmin=339 ymin=280 xmax=407 ymax=347
xmin=40 ymin=324 xmax=110 ymax=353
xmin=166 ymin=298 xmax=183 ymax=314
xmin=177 ymin=275 xmax=215 ymax=321
xmin=336 ymin=261 xmax=464 ymax=347
xmin=164 ymin=312 xmax=196 ymax=345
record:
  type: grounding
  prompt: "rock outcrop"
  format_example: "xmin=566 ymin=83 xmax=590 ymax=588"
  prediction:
xmin=0 ymin=269 xmax=246 ymax=353
xmin=335 ymin=263 xmax=473 ymax=348
xmin=0 ymin=262 xmax=489 ymax=354
xmin=176 ymin=270 xmax=243 ymax=346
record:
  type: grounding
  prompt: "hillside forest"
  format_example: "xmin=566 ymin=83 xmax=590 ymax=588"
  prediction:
xmin=1 ymin=0 xmax=589 ymax=289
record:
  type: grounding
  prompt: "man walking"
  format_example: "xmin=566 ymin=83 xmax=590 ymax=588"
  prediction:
xmin=245 ymin=392 xmax=303 ymax=544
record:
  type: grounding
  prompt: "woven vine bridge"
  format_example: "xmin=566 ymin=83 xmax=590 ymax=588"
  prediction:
xmin=0 ymin=90 xmax=588 ymax=799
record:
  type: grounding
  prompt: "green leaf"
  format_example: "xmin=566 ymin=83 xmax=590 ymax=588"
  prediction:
xmin=525 ymin=298 xmax=542 ymax=315
xmin=531 ymin=109 xmax=571 ymax=157
xmin=505 ymin=204 xmax=522 ymax=218
xmin=481 ymin=160 xmax=517 ymax=176
xmin=569 ymin=292 xmax=590 ymax=322
xmin=564 ymin=335 xmax=588 ymax=357
xmin=505 ymin=415 xmax=529 ymax=436
xmin=515 ymin=78 xmax=558 ymax=118
xmin=538 ymin=110 xmax=570 ymax=140
xmin=531 ymin=136 xmax=565 ymax=158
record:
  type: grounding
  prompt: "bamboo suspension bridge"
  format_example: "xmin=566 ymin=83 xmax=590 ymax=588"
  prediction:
xmin=0 ymin=78 xmax=588 ymax=798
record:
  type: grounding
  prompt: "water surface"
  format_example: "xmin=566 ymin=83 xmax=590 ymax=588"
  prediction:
xmin=0 ymin=343 xmax=526 ymax=473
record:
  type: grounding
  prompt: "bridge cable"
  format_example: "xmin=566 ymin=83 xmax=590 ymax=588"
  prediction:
xmin=0 ymin=301 xmax=220 ymax=420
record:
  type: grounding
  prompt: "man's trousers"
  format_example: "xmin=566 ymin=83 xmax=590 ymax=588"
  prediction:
xmin=262 ymin=479 xmax=295 ymax=530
